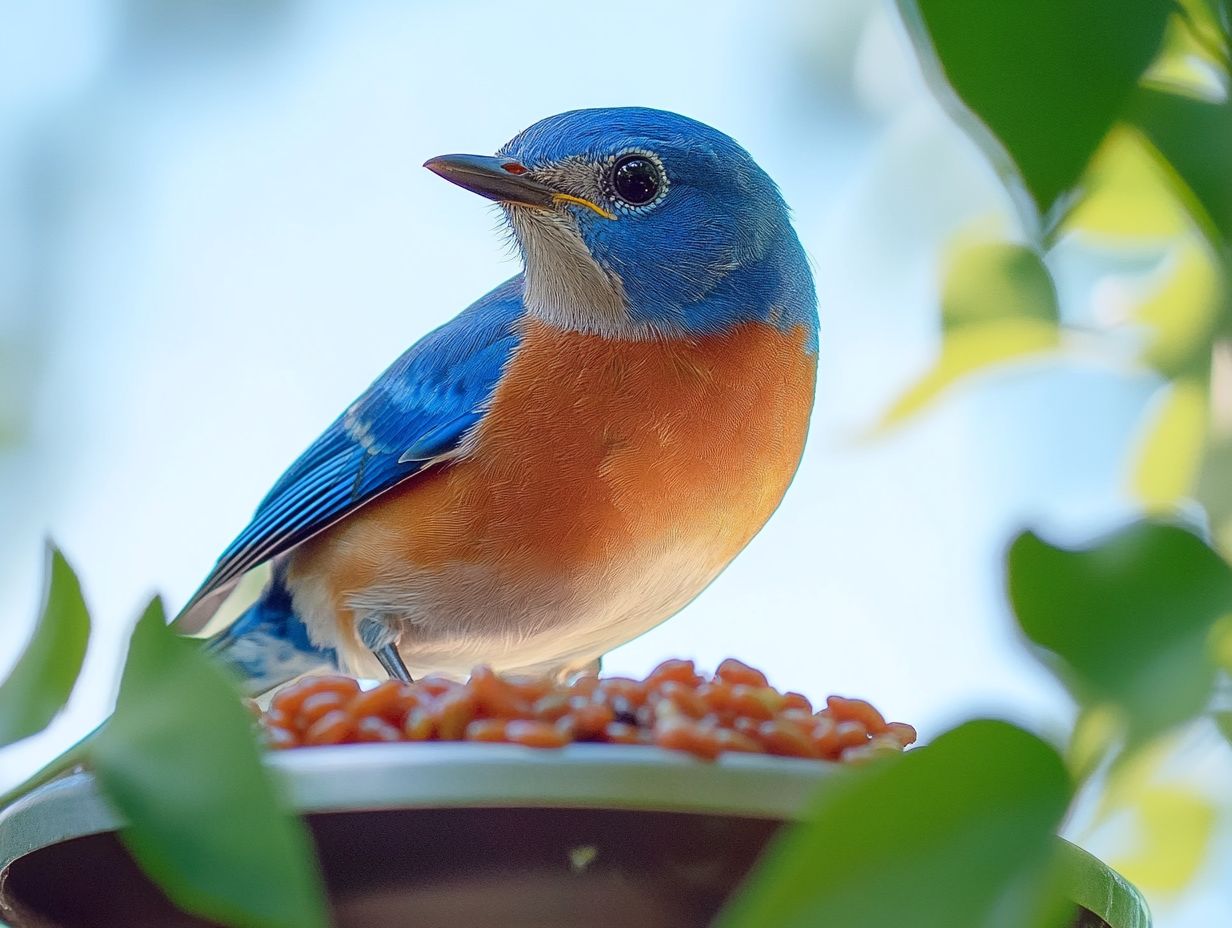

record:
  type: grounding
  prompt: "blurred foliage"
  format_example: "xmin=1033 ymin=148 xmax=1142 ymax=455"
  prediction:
xmin=1134 ymin=89 xmax=1232 ymax=249
xmin=1009 ymin=522 xmax=1232 ymax=750
xmin=0 ymin=547 xmax=89 ymax=747
xmin=905 ymin=0 xmax=1173 ymax=227
xmin=719 ymin=721 xmax=1072 ymax=928
xmin=1116 ymin=785 xmax=1217 ymax=893
xmin=732 ymin=1 xmax=1232 ymax=924
xmin=890 ymin=0 xmax=1232 ymax=532
xmin=886 ymin=0 xmax=1232 ymax=542
xmin=94 ymin=598 xmax=328 ymax=928
xmin=878 ymin=241 xmax=1060 ymax=427
xmin=1131 ymin=375 xmax=1209 ymax=510
xmin=1066 ymin=126 xmax=1193 ymax=239
xmin=1097 ymin=739 xmax=1219 ymax=894
xmin=0 ymin=570 xmax=327 ymax=928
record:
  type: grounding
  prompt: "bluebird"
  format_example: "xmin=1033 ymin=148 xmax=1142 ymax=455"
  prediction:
xmin=177 ymin=108 xmax=818 ymax=692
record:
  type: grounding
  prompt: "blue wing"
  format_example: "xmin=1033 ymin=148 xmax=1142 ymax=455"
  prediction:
xmin=176 ymin=275 xmax=526 ymax=632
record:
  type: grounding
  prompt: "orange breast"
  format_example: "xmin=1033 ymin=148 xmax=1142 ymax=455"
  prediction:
xmin=288 ymin=318 xmax=817 ymax=660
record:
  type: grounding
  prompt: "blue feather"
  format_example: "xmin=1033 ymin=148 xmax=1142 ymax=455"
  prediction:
xmin=204 ymin=566 xmax=339 ymax=694
xmin=178 ymin=275 xmax=525 ymax=624
xmin=500 ymin=107 xmax=819 ymax=347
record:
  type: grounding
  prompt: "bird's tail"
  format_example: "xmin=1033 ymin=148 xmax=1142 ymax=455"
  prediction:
xmin=205 ymin=570 xmax=338 ymax=696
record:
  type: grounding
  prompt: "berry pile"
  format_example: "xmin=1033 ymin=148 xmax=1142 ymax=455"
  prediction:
xmin=258 ymin=658 xmax=916 ymax=763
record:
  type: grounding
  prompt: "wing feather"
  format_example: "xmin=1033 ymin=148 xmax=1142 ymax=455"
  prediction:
xmin=175 ymin=276 xmax=525 ymax=632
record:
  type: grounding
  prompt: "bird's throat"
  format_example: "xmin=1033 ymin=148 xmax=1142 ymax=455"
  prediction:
xmin=510 ymin=209 xmax=647 ymax=339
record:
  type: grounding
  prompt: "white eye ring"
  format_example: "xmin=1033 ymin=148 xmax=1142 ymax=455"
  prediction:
xmin=601 ymin=149 xmax=669 ymax=213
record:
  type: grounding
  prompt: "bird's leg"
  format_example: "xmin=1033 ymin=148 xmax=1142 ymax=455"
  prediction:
xmin=357 ymin=614 xmax=413 ymax=683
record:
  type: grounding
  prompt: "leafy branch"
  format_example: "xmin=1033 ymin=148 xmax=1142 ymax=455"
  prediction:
xmin=0 ymin=549 xmax=328 ymax=928
xmin=721 ymin=1 xmax=1232 ymax=923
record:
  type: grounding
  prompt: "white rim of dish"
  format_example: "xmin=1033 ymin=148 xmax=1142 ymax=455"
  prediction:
xmin=0 ymin=743 xmax=835 ymax=871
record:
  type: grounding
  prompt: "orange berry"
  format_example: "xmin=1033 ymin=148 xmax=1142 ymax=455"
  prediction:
xmin=271 ymin=675 xmax=359 ymax=717
xmin=653 ymin=717 xmax=722 ymax=761
xmin=349 ymin=681 xmax=415 ymax=724
xmin=465 ymin=719 xmax=510 ymax=742
xmin=503 ymin=674 xmax=554 ymax=703
xmin=595 ymin=677 xmax=648 ymax=706
xmin=566 ymin=702 xmax=616 ymax=740
xmin=713 ymin=728 xmax=761 ymax=754
xmin=648 ymin=658 xmax=703 ymax=688
xmin=432 ymin=689 xmax=477 ymax=740
xmin=304 ymin=710 xmax=354 ymax=746
xmin=257 ymin=656 xmax=913 ymax=766
xmin=354 ymin=717 xmax=401 ymax=743
xmin=826 ymin=696 xmax=888 ymax=734
xmin=296 ymin=691 xmax=347 ymax=728
xmin=733 ymin=716 xmax=762 ymax=738
xmin=715 ymin=658 xmax=770 ymax=688
xmin=263 ymin=726 xmax=298 ymax=749
xmin=885 ymin=722 xmax=918 ymax=747
xmin=402 ymin=709 xmax=435 ymax=741
xmin=601 ymin=722 xmax=642 ymax=744
xmin=728 ymin=685 xmax=783 ymax=721
xmin=779 ymin=708 xmax=815 ymax=726
xmin=654 ymin=681 xmax=708 ymax=719
xmin=469 ymin=665 xmax=531 ymax=719
xmin=783 ymin=691 xmax=813 ymax=712
xmin=531 ymin=693 xmax=572 ymax=722
xmin=696 ymin=681 xmax=735 ymax=718
xmin=419 ymin=674 xmax=461 ymax=698
xmin=505 ymin=720 xmax=569 ymax=749
xmin=756 ymin=720 xmax=821 ymax=759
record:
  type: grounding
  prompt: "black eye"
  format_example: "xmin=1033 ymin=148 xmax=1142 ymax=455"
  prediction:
xmin=610 ymin=155 xmax=662 ymax=206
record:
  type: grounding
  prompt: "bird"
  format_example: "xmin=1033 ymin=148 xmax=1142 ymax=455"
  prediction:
xmin=176 ymin=107 xmax=819 ymax=693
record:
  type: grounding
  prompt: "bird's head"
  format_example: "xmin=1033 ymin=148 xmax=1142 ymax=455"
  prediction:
xmin=425 ymin=107 xmax=816 ymax=348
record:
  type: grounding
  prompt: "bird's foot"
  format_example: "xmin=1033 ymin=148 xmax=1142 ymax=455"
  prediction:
xmin=357 ymin=614 xmax=414 ymax=683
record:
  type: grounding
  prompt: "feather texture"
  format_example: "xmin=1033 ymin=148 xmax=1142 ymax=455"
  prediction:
xmin=175 ymin=277 xmax=525 ymax=631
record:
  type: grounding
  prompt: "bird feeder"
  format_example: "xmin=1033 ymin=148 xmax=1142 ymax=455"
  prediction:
xmin=0 ymin=745 xmax=1148 ymax=927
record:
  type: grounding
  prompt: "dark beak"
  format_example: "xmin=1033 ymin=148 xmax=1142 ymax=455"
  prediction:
xmin=424 ymin=154 xmax=556 ymax=209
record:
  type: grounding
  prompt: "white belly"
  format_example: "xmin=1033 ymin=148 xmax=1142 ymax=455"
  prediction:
xmin=288 ymin=538 xmax=731 ymax=679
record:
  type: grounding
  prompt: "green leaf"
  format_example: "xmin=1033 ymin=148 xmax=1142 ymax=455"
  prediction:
xmin=1196 ymin=430 xmax=1232 ymax=554
xmin=942 ymin=243 xmax=1060 ymax=332
xmin=1129 ymin=377 xmax=1209 ymax=510
xmin=1174 ymin=0 xmax=1232 ymax=70
xmin=1134 ymin=240 xmax=1224 ymax=377
xmin=1132 ymin=87 xmax=1232 ymax=249
xmin=1008 ymin=521 xmax=1232 ymax=747
xmin=93 ymin=599 xmax=328 ymax=928
xmin=1214 ymin=709 xmax=1232 ymax=744
xmin=0 ymin=546 xmax=90 ymax=747
xmin=717 ymin=720 xmax=1073 ymax=928
xmin=905 ymin=0 xmax=1172 ymax=219
xmin=1067 ymin=127 xmax=1197 ymax=240
xmin=878 ymin=242 xmax=1060 ymax=429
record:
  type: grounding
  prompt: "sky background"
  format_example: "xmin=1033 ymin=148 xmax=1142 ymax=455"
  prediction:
xmin=1 ymin=1 xmax=1228 ymax=924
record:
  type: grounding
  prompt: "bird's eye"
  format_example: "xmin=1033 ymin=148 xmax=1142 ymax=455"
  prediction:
xmin=610 ymin=155 xmax=663 ymax=207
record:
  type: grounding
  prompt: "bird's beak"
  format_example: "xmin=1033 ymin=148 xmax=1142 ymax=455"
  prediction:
xmin=424 ymin=154 xmax=557 ymax=209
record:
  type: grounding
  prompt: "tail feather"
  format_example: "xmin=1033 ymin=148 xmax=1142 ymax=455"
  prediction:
xmin=205 ymin=571 xmax=337 ymax=695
